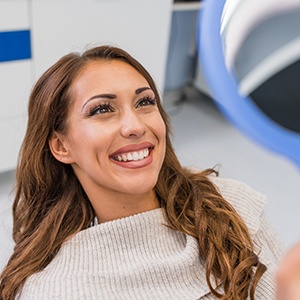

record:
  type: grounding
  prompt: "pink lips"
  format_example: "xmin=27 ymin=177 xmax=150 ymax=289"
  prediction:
xmin=110 ymin=142 xmax=154 ymax=159
xmin=110 ymin=142 xmax=154 ymax=169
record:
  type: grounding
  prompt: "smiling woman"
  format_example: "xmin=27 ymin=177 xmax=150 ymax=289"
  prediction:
xmin=49 ymin=59 xmax=166 ymax=223
xmin=0 ymin=45 xmax=282 ymax=300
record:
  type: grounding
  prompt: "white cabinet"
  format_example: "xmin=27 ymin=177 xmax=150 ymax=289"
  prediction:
xmin=0 ymin=0 xmax=173 ymax=173
xmin=0 ymin=1 xmax=31 ymax=172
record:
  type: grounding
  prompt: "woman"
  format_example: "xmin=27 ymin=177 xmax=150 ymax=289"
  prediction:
xmin=0 ymin=45 xmax=282 ymax=299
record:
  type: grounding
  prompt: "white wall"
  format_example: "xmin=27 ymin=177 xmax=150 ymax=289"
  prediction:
xmin=0 ymin=171 xmax=15 ymax=271
xmin=0 ymin=1 xmax=32 ymax=172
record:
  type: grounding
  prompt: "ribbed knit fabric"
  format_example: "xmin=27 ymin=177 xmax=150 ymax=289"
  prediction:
xmin=18 ymin=177 xmax=283 ymax=299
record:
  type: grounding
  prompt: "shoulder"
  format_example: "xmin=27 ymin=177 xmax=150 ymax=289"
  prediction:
xmin=206 ymin=175 xmax=282 ymax=298
xmin=208 ymin=176 xmax=267 ymax=236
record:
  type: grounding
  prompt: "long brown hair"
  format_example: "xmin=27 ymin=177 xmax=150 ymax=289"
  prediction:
xmin=0 ymin=45 xmax=266 ymax=299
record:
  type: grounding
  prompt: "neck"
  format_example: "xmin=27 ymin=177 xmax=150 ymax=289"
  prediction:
xmin=89 ymin=190 xmax=160 ymax=223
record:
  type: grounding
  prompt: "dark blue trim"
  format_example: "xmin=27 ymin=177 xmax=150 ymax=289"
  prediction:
xmin=0 ymin=30 xmax=31 ymax=62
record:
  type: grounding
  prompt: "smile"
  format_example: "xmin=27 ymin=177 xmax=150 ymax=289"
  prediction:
xmin=113 ymin=148 xmax=150 ymax=162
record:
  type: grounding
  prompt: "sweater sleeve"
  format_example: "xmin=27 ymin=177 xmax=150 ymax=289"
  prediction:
xmin=252 ymin=212 xmax=284 ymax=299
xmin=254 ymin=212 xmax=284 ymax=266
xmin=209 ymin=176 xmax=284 ymax=299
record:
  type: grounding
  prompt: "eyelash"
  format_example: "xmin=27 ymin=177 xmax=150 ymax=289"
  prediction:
xmin=136 ymin=96 xmax=157 ymax=108
xmin=88 ymin=97 xmax=157 ymax=116
xmin=88 ymin=102 xmax=113 ymax=116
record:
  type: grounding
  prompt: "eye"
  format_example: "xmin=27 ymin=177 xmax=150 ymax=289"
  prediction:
xmin=136 ymin=96 xmax=157 ymax=108
xmin=88 ymin=103 xmax=114 ymax=116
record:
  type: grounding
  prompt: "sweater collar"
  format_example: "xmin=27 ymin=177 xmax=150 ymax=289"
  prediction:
xmin=54 ymin=208 xmax=212 ymax=299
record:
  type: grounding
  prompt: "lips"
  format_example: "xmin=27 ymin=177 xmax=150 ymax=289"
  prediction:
xmin=114 ymin=148 xmax=150 ymax=162
xmin=110 ymin=142 xmax=154 ymax=163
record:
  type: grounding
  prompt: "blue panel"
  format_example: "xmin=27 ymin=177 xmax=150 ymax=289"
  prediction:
xmin=0 ymin=30 xmax=31 ymax=62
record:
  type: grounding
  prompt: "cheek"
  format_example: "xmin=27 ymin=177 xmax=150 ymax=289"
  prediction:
xmin=150 ymin=115 xmax=167 ymax=156
xmin=67 ymin=123 xmax=109 ymax=153
xmin=156 ymin=116 xmax=167 ymax=141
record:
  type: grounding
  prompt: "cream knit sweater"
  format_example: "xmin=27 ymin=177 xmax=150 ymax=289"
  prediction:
xmin=18 ymin=177 xmax=283 ymax=299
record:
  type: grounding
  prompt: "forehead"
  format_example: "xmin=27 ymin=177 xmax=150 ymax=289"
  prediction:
xmin=74 ymin=59 xmax=148 ymax=88
xmin=69 ymin=60 xmax=150 ymax=105
xmin=69 ymin=60 xmax=150 ymax=107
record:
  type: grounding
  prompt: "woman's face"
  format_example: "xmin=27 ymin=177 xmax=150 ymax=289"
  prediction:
xmin=59 ymin=60 xmax=166 ymax=205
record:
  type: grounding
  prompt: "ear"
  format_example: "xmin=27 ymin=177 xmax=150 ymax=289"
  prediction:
xmin=49 ymin=131 xmax=74 ymax=164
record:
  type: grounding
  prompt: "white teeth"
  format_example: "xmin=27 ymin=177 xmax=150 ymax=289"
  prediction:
xmin=144 ymin=148 xmax=149 ymax=157
xmin=115 ymin=148 xmax=150 ymax=162
xmin=138 ymin=151 xmax=144 ymax=160
xmin=133 ymin=152 xmax=139 ymax=160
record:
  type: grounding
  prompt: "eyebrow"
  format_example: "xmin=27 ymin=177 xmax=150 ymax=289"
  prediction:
xmin=135 ymin=87 xmax=151 ymax=94
xmin=81 ymin=86 xmax=152 ymax=110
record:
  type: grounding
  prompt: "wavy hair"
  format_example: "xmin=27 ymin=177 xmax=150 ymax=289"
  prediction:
xmin=0 ymin=45 xmax=266 ymax=299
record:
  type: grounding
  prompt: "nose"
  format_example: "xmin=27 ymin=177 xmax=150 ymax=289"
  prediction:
xmin=120 ymin=109 xmax=146 ymax=138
